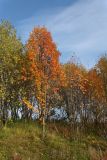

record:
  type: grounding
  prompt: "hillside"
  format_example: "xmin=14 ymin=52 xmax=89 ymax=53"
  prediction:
xmin=0 ymin=121 xmax=107 ymax=160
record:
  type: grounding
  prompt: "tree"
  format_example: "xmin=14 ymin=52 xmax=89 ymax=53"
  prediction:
xmin=60 ymin=61 xmax=87 ymax=128
xmin=96 ymin=54 xmax=107 ymax=129
xmin=97 ymin=54 xmax=107 ymax=102
xmin=25 ymin=27 xmax=61 ymax=137
xmin=87 ymin=69 xmax=105 ymax=127
xmin=0 ymin=21 xmax=23 ymax=124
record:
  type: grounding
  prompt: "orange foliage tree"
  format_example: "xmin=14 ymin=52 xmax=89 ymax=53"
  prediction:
xmin=61 ymin=62 xmax=87 ymax=123
xmin=25 ymin=27 xmax=61 ymax=136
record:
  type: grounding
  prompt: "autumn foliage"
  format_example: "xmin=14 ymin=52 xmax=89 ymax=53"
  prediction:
xmin=0 ymin=21 xmax=107 ymax=138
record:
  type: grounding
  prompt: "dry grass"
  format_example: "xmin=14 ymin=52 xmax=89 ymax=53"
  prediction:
xmin=0 ymin=121 xmax=106 ymax=160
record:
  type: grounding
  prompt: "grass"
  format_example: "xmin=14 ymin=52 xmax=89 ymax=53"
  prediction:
xmin=0 ymin=121 xmax=106 ymax=160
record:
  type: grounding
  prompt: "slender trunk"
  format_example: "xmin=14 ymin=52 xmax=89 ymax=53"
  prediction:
xmin=42 ymin=84 xmax=47 ymax=139
xmin=42 ymin=111 xmax=45 ymax=139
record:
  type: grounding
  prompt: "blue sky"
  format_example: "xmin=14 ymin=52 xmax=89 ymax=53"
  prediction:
xmin=0 ymin=0 xmax=107 ymax=68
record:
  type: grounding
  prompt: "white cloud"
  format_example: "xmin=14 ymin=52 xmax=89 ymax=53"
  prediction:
xmin=16 ymin=0 xmax=107 ymax=68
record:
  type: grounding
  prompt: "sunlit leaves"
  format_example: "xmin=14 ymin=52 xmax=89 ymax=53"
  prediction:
xmin=0 ymin=21 xmax=23 ymax=122
xmin=24 ymin=27 xmax=61 ymax=116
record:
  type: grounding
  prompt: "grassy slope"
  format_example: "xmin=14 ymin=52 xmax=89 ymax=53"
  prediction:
xmin=0 ymin=121 xmax=107 ymax=160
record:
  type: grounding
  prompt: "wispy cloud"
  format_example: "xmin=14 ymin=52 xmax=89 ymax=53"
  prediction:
xmin=16 ymin=0 xmax=107 ymax=68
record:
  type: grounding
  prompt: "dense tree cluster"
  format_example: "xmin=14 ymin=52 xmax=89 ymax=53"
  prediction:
xmin=0 ymin=21 xmax=107 ymax=135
